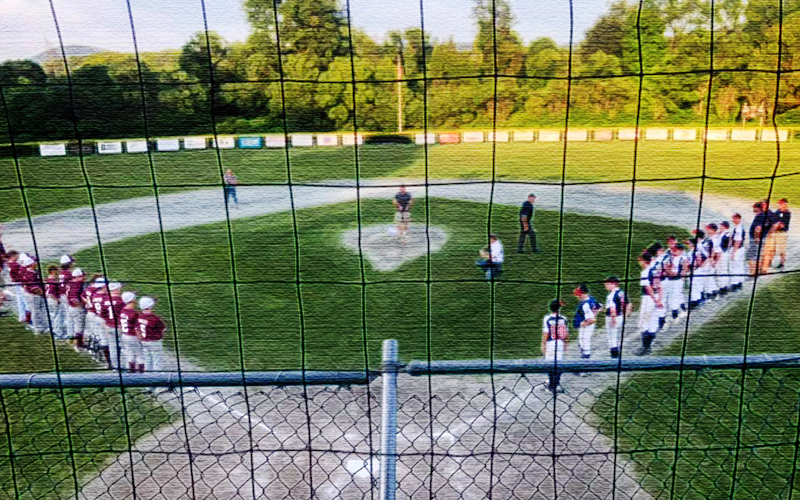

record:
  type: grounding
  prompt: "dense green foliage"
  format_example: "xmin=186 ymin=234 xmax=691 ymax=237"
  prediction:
xmin=5 ymin=0 xmax=800 ymax=142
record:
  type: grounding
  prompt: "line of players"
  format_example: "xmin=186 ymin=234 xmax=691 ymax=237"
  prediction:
xmin=541 ymin=219 xmax=749 ymax=392
xmin=3 ymin=251 xmax=166 ymax=372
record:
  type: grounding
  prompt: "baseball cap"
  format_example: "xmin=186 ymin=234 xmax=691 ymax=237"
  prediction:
xmin=573 ymin=284 xmax=590 ymax=296
xmin=19 ymin=255 xmax=34 ymax=267
xmin=108 ymin=282 xmax=122 ymax=291
xmin=605 ymin=276 xmax=620 ymax=284
xmin=548 ymin=299 xmax=562 ymax=313
xmin=139 ymin=297 xmax=155 ymax=310
xmin=59 ymin=255 xmax=72 ymax=265
xmin=122 ymin=291 xmax=136 ymax=304
xmin=92 ymin=277 xmax=107 ymax=287
xmin=71 ymin=268 xmax=84 ymax=277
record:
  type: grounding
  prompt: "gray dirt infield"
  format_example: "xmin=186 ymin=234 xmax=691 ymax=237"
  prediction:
xmin=2 ymin=181 xmax=796 ymax=499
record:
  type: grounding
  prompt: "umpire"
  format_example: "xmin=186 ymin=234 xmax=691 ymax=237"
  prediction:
xmin=518 ymin=193 xmax=540 ymax=253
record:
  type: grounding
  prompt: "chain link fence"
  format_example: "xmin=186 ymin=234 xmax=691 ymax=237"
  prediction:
xmin=1 ymin=348 xmax=800 ymax=499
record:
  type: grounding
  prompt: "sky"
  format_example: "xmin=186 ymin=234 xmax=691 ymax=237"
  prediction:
xmin=0 ymin=0 xmax=610 ymax=62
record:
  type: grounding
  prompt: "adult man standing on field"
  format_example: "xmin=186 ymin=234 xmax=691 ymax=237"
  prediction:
xmin=223 ymin=169 xmax=239 ymax=207
xmin=748 ymin=202 xmax=769 ymax=276
xmin=774 ymin=198 xmax=791 ymax=269
xmin=518 ymin=193 xmax=540 ymax=253
xmin=393 ymin=185 xmax=413 ymax=241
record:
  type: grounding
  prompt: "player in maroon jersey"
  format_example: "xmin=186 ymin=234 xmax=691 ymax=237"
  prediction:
xmin=89 ymin=278 xmax=109 ymax=362
xmin=45 ymin=265 xmax=61 ymax=337
xmin=137 ymin=297 xmax=165 ymax=373
xmin=119 ymin=292 xmax=141 ymax=373
xmin=5 ymin=251 xmax=26 ymax=324
xmin=65 ymin=268 xmax=86 ymax=350
xmin=20 ymin=255 xmax=46 ymax=334
xmin=102 ymin=283 xmax=125 ymax=370
xmin=57 ymin=255 xmax=73 ymax=338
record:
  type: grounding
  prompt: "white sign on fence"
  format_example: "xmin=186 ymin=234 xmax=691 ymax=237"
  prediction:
xmin=704 ymin=130 xmax=728 ymax=141
xmin=317 ymin=134 xmax=338 ymax=146
xmin=538 ymin=130 xmax=561 ymax=142
xmin=487 ymin=131 xmax=509 ymax=142
xmin=462 ymin=131 xmax=484 ymax=143
xmin=40 ymin=144 xmax=66 ymax=156
xmin=730 ymin=129 xmax=757 ymax=141
xmin=760 ymin=129 xmax=789 ymax=142
xmin=513 ymin=131 xmax=535 ymax=142
xmin=341 ymin=133 xmax=364 ymax=146
xmin=156 ymin=139 xmax=180 ymax=151
xmin=292 ymin=134 xmax=314 ymax=147
xmin=415 ymin=133 xmax=436 ymax=145
xmin=673 ymin=128 xmax=697 ymax=141
xmin=594 ymin=130 xmax=614 ymax=141
xmin=265 ymin=135 xmax=286 ymax=148
xmin=618 ymin=128 xmax=640 ymax=140
xmin=183 ymin=137 xmax=207 ymax=149
xmin=98 ymin=142 xmax=123 ymax=154
xmin=645 ymin=128 xmax=669 ymax=140
xmin=211 ymin=136 xmax=235 ymax=149
xmin=126 ymin=140 xmax=148 ymax=153
xmin=566 ymin=129 xmax=588 ymax=141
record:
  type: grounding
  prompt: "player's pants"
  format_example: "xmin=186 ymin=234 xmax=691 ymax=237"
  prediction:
xmin=517 ymin=223 xmax=538 ymax=252
xmin=122 ymin=335 xmax=143 ymax=369
xmin=59 ymin=298 xmax=70 ymax=336
xmin=655 ymin=290 xmax=667 ymax=319
xmin=66 ymin=305 xmax=85 ymax=339
xmin=47 ymin=297 xmax=66 ymax=338
xmin=605 ymin=322 xmax=622 ymax=357
xmin=668 ymin=279 xmax=685 ymax=313
xmin=24 ymin=292 xmax=47 ymax=333
xmin=731 ymin=247 xmax=746 ymax=286
xmin=703 ymin=264 xmax=717 ymax=295
xmin=224 ymin=185 xmax=238 ymax=205
xmin=12 ymin=284 xmax=27 ymax=322
xmin=718 ymin=252 xmax=731 ymax=289
xmin=689 ymin=270 xmax=704 ymax=303
xmin=142 ymin=340 xmax=163 ymax=372
xmin=86 ymin=313 xmax=101 ymax=344
xmin=544 ymin=340 xmax=564 ymax=389
xmin=638 ymin=295 xmax=659 ymax=334
xmin=104 ymin=324 xmax=121 ymax=369
xmin=476 ymin=259 xmax=502 ymax=280
xmin=578 ymin=325 xmax=595 ymax=358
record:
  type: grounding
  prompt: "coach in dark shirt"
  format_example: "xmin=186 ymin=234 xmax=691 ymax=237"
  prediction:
xmin=775 ymin=198 xmax=791 ymax=269
xmin=518 ymin=193 xmax=540 ymax=253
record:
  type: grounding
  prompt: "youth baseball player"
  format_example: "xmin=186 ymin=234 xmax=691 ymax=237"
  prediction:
xmin=573 ymin=284 xmax=601 ymax=362
xmin=634 ymin=252 xmax=661 ymax=356
xmin=685 ymin=238 xmax=703 ymax=309
xmin=65 ymin=268 xmax=86 ymax=350
xmin=84 ymin=277 xmax=106 ymax=357
xmin=20 ymin=255 xmax=47 ymax=334
xmin=717 ymin=221 xmax=733 ymax=294
xmin=667 ymin=243 xmax=689 ymax=319
xmin=541 ymin=299 xmax=569 ymax=393
xmin=730 ymin=213 xmax=746 ymax=290
xmin=119 ymin=292 xmax=142 ymax=373
xmin=603 ymin=276 xmax=631 ymax=359
xmin=57 ymin=255 xmax=73 ymax=338
xmin=648 ymin=243 xmax=668 ymax=329
xmin=102 ymin=283 xmax=125 ymax=369
xmin=45 ymin=265 xmax=61 ymax=337
xmin=393 ymin=185 xmax=414 ymax=241
xmin=90 ymin=279 xmax=110 ymax=363
xmin=137 ymin=297 xmax=166 ymax=373
xmin=6 ymin=251 xmax=28 ymax=325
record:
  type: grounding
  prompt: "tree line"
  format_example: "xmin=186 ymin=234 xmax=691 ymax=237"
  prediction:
xmin=3 ymin=0 xmax=800 ymax=143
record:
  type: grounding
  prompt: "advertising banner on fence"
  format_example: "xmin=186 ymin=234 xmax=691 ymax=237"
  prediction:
xmin=538 ymin=130 xmax=560 ymax=142
xmin=183 ymin=137 xmax=207 ymax=149
xmin=317 ymin=134 xmax=338 ymax=146
xmin=566 ymin=130 xmax=588 ymax=141
xmin=462 ymin=131 xmax=484 ymax=143
xmin=126 ymin=140 xmax=148 ymax=153
xmin=341 ymin=133 xmax=364 ymax=146
xmin=415 ymin=133 xmax=436 ymax=145
xmin=704 ymin=130 xmax=728 ymax=141
xmin=292 ymin=134 xmax=313 ymax=147
xmin=156 ymin=139 xmax=180 ymax=151
xmin=265 ymin=135 xmax=286 ymax=148
xmin=618 ymin=129 xmax=639 ymax=140
xmin=673 ymin=128 xmax=697 ymax=141
xmin=514 ymin=131 xmax=534 ymax=142
xmin=438 ymin=132 xmax=460 ymax=144
xmin=98 ymin=142 xmax=123 ymax=154
xmin=487 ymin=131 xmax=509 ymax=142
xmin=761 ymin=129 xmax=789 ymax=142
xmin=238 ymin=136 xmax=262 ymax=148
xmin=40 ymin=144 xmax=66 ymax=156
xmin=730 ymin=129 xmax=757 ymax=141
xmin=212 ymin=136 xmax=235 ymax=149
xmin=594 ymin=130 xmax=613 ymax=141
xmin=645 ymin=128 xmax=669 ymax=140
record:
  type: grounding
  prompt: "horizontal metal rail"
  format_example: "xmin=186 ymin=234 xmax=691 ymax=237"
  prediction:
xmin=404 ymin=354 xmax=800 ymax=376
xmin=0 ymin=370 xmax=378 ymax=390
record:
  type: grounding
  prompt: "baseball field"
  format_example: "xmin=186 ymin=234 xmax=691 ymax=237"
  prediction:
xmin=1 ymin=140 xmax=799 ymax=498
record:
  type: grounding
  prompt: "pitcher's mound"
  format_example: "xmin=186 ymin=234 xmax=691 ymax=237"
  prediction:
xmin=341 ymin=224 xmax=448 ymax=271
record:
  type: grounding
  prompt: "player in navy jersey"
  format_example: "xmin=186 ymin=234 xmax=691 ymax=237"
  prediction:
xmin=730 ymin=213 xmax=746 ymax=289
xmin=648 ymin=243 xmax=668 ymax=329
xmin=666 ymin=243 xmax=689 ymax=319
xmin=541 ymin=299 xmax=569 ymax=393
xmin=604 ymin=276 xmax=631 ymax=359
xmin=573 ymin=284 xmax=601 ymax=363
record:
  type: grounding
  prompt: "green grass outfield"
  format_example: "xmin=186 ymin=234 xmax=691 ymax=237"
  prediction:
xmin=1 ymin=141 xmax=798 ymax=222
xmin=594 ymin=273 xmax=800 ymax=498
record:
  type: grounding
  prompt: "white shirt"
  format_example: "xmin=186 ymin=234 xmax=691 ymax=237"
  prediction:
xmin=605 ymin=287 xmax=625 ymax=316
xmin=490 ymin=240 xmax=504 ymax=264
xmin=640 ymin=265 xmax=652 ymax=289
xmin=732 ymin=223 xmax=745 ymax=243
xmin=579 ymin=301 xmax=596 ymax=322
xmin=711 ymin=234 xmax=723 ymax=255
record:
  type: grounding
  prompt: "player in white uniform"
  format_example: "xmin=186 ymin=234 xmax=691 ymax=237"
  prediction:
xmin=730 ymin=213 xmax=746 ymax=290
xmin=634 ymin=252 xmax=661 ymax=356
xmin=667 ymin=243 xmax=689 ymax=319
xmin=648 ymin=243 xmax=669 ymax=330
xmin=717 ymin=221 xmax=733 ymax=295
xmin=573 ymin=284 xmax=600 ymax=363
xmin=701 ymin=226 xmax=720 ymax=300
xmin=540 ymin=299 xmax=569 ymax=393
xmin=685 ymin=238 xmax=705 ymax=309
xmin=603 ymin=276 xmax=630 ymax=359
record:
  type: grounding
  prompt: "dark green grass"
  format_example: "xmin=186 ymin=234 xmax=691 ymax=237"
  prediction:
xmin=594 ymin=274 xmax=800 ymax=498
xmin=50 ymin=197 xmax=685 ymax=371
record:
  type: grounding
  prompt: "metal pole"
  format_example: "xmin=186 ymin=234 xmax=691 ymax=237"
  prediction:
xmin=379 ymin=339 xmax=399 ymax=500
xmin=396 ymin=57 xmax=404 ymax=133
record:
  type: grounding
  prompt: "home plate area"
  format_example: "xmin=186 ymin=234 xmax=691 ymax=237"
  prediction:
xmin=341 ymin=224 xmax=448 ymax=271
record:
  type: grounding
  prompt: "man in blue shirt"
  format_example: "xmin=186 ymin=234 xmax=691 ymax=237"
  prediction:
xmin=518 ymin=194 xmax=540 ymax=254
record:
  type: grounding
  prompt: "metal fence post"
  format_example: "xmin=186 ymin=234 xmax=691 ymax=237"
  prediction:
xmin=380 ymin=339 xmax=399 ymax=500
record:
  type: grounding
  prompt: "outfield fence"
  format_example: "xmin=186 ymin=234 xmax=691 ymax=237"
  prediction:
xmin=2 ymin=341 xmax=800 ymax=499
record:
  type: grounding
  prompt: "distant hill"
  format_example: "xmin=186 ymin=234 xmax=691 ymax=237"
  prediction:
xmin=31 ymin=45 xmax=105 ymax=64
